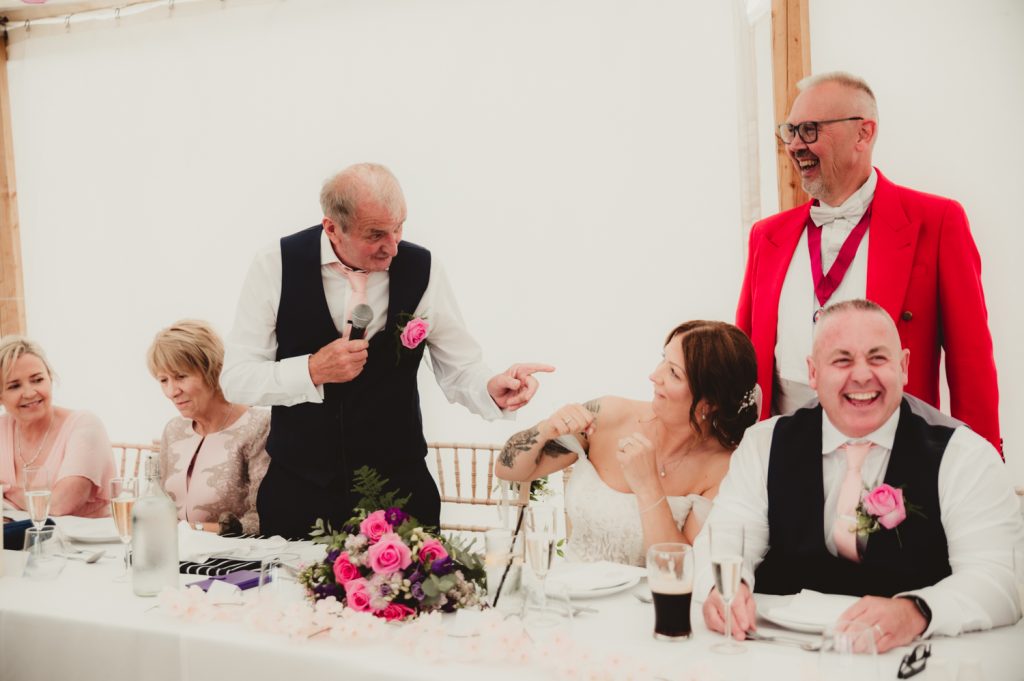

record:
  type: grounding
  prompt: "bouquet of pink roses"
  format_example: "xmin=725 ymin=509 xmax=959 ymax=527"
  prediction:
xmin=298 ymin=468 xmax=486 ymax=622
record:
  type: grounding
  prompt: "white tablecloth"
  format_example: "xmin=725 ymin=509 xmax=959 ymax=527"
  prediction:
xmin=2 ymin=542 xmax=1023 ymax=681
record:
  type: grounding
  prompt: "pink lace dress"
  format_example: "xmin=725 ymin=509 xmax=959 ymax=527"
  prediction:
xmin=159 ymin=407 xmax=270 ymax=534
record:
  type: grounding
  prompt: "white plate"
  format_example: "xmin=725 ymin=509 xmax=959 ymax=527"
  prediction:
xmin=760 ymin=608 xmax=828 ymax=634
xmin=58 ymin=517 xmax=120 ymax=544
xmin=563 ymin=575 xmax=641 ymax=600
xmin=546 ymin=561 xmax=645 ymax=600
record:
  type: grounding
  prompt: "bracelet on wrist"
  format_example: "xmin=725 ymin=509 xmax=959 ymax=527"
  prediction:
xmin=638 ymin=495 xmax=666 ymax=514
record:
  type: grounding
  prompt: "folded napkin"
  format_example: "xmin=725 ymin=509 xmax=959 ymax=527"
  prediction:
xmin=548 ymin=560 xmax=646 ymax=592
xmin=176 ymin=522 xmax=289 ymax=576
xmin=767 ymin=589 xmax=858 ymax=627
xmin=56 ymin=516 xmax=119 ymax=542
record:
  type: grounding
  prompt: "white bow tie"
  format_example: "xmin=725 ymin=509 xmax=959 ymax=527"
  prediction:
xmin=809 ymin=196 xmax=871 ymax=227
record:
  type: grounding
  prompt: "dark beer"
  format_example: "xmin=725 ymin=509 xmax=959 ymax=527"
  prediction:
xmin=651 ymin=588 xmax=692 ymax=640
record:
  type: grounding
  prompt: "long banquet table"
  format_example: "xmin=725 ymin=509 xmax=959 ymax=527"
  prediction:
xmin=2 ymin=538 xmax=1023 ymax=681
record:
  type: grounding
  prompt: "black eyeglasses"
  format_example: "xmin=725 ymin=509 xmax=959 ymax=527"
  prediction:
xmin=776 ymin=117 xmax=864 ymax=144
xmin=897 ymin=643 xmax=931 ymax=679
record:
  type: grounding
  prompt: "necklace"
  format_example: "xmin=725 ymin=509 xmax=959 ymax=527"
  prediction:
xmin=16 ymin=415 xmax=55 ymax=468
xmin=657 ymin=438 xmax=700 ymax=478
xmin=198 ymin=404 xmax=238 ymax=436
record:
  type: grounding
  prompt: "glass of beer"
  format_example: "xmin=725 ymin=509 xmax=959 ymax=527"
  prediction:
xmin=646 ymin=542 xmax=693 ymax=640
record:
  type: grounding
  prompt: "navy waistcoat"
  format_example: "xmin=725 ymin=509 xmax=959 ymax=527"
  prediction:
xmin=754 ymin=398 xmax=953 ymax=597
xmin=263 ymin=226 xmax=438 ymax=529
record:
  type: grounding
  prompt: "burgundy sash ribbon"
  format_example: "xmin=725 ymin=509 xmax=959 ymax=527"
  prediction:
xmin=806 ymin=205 xmax=872 ymax=310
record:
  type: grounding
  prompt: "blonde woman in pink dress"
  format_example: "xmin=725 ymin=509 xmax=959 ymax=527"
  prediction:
xmin=0 ymin=337 xmax=115 ymax=518
xmin=148 ymin=320 xmax=270 ymax=535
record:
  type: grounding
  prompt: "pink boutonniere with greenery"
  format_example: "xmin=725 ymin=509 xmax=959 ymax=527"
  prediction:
xmin=394 ymin=314 xmax=429 ymax=363
xmin=855 ymin=483 xmax=925 ymax=546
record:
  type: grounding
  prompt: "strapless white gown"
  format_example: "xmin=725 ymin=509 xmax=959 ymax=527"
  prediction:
xmin=563 ymin=457 xmax=712 ymax=566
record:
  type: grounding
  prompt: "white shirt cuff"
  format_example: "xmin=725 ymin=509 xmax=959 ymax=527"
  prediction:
xmin=281 ymin=354 xmax=324 ymax=404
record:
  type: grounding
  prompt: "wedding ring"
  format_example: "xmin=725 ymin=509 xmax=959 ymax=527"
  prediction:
xmin=562 ymin=417 xmax=573 ymax=426
xmin=873 ymin=624 xmax=884 ymax=637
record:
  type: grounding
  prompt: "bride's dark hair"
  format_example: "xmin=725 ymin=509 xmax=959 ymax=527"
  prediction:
xmin=664 ymin=321 xmax=758 ymax=449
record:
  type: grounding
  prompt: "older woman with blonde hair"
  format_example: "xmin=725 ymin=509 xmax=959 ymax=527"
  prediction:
xmin=0 ymin=336 xmax=115 ymax=517
xmin=148 ymin=320 xmax=269 ymax=535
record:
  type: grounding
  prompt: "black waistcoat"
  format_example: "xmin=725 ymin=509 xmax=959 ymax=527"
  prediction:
xmin=754 ymin=399 xmax=953 ymax=597
xmin=263 ymin=226 xmax=438 ymax=530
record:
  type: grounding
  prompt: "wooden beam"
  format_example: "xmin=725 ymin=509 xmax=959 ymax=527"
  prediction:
xmin=0 ymin=34 xmax=26 ymax=336
xmin=0 ymin=1 xmax=124 ymax=24
xmin=771 ymin=0 xmax=811 ymax=212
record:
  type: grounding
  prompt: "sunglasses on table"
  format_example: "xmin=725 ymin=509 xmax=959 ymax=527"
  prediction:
xmin=897 ymin=643 xmax=931 ymax=679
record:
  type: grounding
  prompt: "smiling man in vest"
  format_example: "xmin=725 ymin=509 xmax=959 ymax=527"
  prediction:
xmin=698 ymin=299 xmax=1021 ymax=653
xmin=222 ymin=163 xmax=552 ymax=539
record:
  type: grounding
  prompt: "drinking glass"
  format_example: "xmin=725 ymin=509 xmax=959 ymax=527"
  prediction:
xmin=709 ymin=522 xmax=746 ymax=654
xmin=110 ymin=477 xmax=138 ymax=581
xmin=23 ymin=525 xmax=66 ymax=580
xmin=523 ymin=504 xmax=558 ymax=627
xmin=818 ymin=621 xmax=880 ymax=680
xmin=258 ymin=555 xmax=304 ymax=604
xmin=646 ymin=542 xmax=693 ymax=640
xmin=23 ymin=466 xmax=51 ymax=530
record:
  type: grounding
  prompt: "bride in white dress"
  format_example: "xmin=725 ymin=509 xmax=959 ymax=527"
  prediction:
xmin=496 ymin=321 xmax=760 ymax=566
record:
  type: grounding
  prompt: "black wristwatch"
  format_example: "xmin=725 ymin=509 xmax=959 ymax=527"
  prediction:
xmin=899 ymin=595 xmax=932 ymax=628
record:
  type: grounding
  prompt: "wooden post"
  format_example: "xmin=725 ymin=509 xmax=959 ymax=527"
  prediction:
xmin=771 ymin=0 xmax=811 ymax=212
xmin=0 ymin=34 xmax=27 ymax=337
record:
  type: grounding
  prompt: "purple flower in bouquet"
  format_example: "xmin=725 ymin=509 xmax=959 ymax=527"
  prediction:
xmin=360 ymin=510 xmax=393 ymax=543
xmin=326 ymin=548 xmax=341 ymax=564
xmin=410 ymin=581 xmax=426 ymax=601
xmin=313 ymin=582 xmax=339 ymax=600
xmin=384 ymin=507 xmax=409 ymax=527
xmin=431 ymin=556 xmax=455 ymax=576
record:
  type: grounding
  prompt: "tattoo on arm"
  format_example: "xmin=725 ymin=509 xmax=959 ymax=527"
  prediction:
xmin=499 ymin=427 xmax=539 ymax=468
xmin=541 ymin=440 xmax=572 ymax=457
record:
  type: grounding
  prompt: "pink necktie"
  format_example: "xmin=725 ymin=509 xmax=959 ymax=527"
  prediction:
xmin=330 ymin=263 xmax=368 ymax=339
xmin=832 ymin=440 xmax=871 ymax=563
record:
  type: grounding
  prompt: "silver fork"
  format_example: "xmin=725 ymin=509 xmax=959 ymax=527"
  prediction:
xmin=746 ymin=630 xmax=821 ymax=651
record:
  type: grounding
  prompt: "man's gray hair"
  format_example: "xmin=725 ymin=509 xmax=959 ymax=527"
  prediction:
xmin=798 ymin=71 xmax=878 ymax=120
xmin=319 ymin=162 xmax=406 ymax=232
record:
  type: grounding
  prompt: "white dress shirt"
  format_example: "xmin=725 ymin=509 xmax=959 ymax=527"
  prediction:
xmin=694 ymin=401 xmax=1024 ymax=638
xmin=775 ymin=169 xmax=877 ymax=414
xmin=222 ymin=230 xmax=505 ymax=421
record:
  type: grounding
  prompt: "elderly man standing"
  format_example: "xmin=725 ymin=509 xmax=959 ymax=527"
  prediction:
xmin=736 ymin=71 xmax=1001 ymax=453
xmin=699 ymin=300 xmax=1022 ymax=653
xmin=223 ymin=162 xmax=552 ymax=539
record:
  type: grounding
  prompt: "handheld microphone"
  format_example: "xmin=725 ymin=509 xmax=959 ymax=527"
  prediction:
xmin=348 ymin=304 xmax=374 ymax=341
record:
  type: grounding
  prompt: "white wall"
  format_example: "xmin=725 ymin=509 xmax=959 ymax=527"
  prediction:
xmin=7 ymin=0 xmax=1023 ymax=487
xmin=6 ymin=0 xmax=744 ymax=452
xmin=807 ymin=0 xmax=1024 ymax=483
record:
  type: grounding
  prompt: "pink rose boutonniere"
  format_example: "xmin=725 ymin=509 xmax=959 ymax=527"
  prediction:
xmin=855 ymin=483 xmax=924 ymax=546
xmin=395 ymin=314 xmax=429 ymax=363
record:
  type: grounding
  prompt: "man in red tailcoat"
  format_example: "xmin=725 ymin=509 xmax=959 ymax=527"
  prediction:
xmin=736 ymin=72 xmax=1001 ymax=454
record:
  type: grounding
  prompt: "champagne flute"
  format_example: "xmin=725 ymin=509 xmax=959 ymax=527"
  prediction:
xmin=110 ymin=477 xmax=138 ymax=581
xmin=710 ymin=522 xmax=746 ymax=654
xmin=23 ymin=466 xmax=51 ymax=530
xmin=523 ymin=504 xmax=558 ymax=625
